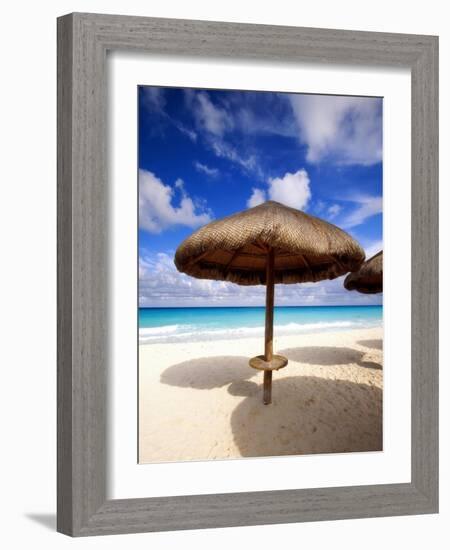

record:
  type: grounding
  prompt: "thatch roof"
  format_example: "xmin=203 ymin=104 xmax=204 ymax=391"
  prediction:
xmin=344 ymin=250 xmax=383 ymax=294
xmin=174 ymin=201 xmax=365 ymax=285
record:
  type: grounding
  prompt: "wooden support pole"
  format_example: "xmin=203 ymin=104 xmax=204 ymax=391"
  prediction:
xmin=263 ymin=371 xmax=272 ymax=405
xmin=263 ymin=248 xmax=275 ymax=404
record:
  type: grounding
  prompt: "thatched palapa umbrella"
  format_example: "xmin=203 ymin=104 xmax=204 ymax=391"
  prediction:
xmin=175 ymin=201 xmax=365 ymax=404
xmin=344 ymin=250 xmax=383 ymax=294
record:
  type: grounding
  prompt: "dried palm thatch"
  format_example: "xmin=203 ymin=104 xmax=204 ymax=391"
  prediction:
xmin=344 ymin=250 xmax=383 ymax=294
xmin=175 ymin=201 xmax=365 ymax=285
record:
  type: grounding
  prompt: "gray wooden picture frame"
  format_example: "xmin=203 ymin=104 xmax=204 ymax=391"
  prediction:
xmin=57 ymin=12 xmax=439 ymax=537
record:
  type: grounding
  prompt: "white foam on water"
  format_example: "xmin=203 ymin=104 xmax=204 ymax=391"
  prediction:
xmin=139 ymin=319 xmax=381 ymax=344
xmin=139 ymin=324 xmax=184 ymax=336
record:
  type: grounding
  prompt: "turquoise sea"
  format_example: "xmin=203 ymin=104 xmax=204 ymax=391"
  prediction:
xmin=139 ymin=305 xmax=382 ymax=344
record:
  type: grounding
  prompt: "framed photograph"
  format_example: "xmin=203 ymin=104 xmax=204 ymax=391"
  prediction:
xmin=57 ymin=13 xmax=438 ymax=536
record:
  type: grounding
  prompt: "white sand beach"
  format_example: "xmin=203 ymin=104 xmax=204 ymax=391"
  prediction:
xmin=139 ymin=327 xmax=382 ymax=463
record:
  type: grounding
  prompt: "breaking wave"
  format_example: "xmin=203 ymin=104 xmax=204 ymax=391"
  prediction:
xmin=138 ymin=320 xmax=378 ymax=344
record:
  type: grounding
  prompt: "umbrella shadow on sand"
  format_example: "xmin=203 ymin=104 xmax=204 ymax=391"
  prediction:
xmin=278 ymin=346 xmax=382 ymax=370
xmin=230 ymin=375 xmax=382 ymax=457
xmin=160 ymin=356 xmax=258 ymax=390
xmin=357 ymin=339 xmax=383 ymax=351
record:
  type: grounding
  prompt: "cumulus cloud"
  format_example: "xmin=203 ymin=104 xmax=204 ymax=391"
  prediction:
xmin=247 ymin=188 xmax=266 ymax=208
xmin=341 ymin=195 xmax=382 ymax=228
xmin=288 ymin=94 xmax=382 ymax=165
xmin=268 ymin=169 xmax=311 ymax=210
xmin=139 ymin=251 xmax=264 ymax=307
xmin=246 ymin=169 xmax=311 ymax=211
xmin=193 ymin=161 xmax=219 ymax=178
xmin=139 ymin=169 xmax=212 ymax=233
xmin=139 ymin=250 xmax=381 ymax=307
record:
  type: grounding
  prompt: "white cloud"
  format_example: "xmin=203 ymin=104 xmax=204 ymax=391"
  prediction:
xmin=193 ymin=161 xmax=219 ymax=178
xmin=189 ymin=91 xmax=233 ymax=137
xmin=267 ymin=169 xmax=311 ymax=210
xmin=173 ymin=121 xmax=197 ymax=142
xmin=235 ymin=104 xmax=297 ymax=138
xmin=245 ymin=169 xmax=311 ymax=211
xmin=314 ymin=200 xmax=326 ymax=214
xmin=139 ymin=251 xmax=382 ymax=307
xmin=210 ymin=139 xmax=262 ymax=178
xmin=247 ymin=188 xmax=266 ymax=208
xmin=139 ymin=169 xmax=212 ymax=233
xmin=327 ymin=204 xmax=341 ymax=219
xmin=185 ymin=90 xmax=263 ymax=178
xmin=141 ymin=87 xmax=197 ymax=142
xmin=288 ymin=95 xmax=382 ymax=165
xmin=341 ymin=195 xmax=382 ymax=228
xmin=141 ymin=87 xmax=166 ymax=112
xmin=139 ymin=251 xmax=264 ymax=307
xmin=362 ymin=239 xmax=383 ymax=260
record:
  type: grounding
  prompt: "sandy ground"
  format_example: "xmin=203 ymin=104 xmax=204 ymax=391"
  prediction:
xmin=139 ymin=327 xmax=383 ymax=463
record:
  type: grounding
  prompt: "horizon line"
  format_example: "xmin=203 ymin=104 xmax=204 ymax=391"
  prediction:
xmin=139 ymin=304 xmax=383 ymax=310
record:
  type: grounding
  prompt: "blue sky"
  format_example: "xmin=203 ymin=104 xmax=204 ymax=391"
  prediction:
xmin=138 ymin=86 xmax=383 ymax=307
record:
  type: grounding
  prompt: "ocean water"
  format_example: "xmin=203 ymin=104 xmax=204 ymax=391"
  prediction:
xmin=139 ymin=306 xmax=382 ymax=344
